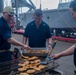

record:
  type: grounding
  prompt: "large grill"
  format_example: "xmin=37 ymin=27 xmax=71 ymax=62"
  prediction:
xmin=0 ymin=41 xmax=63 ymax=75
xmin=0 ymin=58 xmax=63 ymax=75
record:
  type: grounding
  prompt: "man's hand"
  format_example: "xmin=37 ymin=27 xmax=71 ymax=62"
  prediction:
xmin=48 ymin=44 xmax=52 ymax=50
xmin=22 ymin=45 xmax=31 ymax=50
xmin=51 ymin=53 xmax=61 ymax=60
xmin=48 ymin=44 xmax=52 ymax=56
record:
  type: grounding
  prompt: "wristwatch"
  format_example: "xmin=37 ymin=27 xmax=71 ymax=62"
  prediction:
xmin=48 ymin=44 xmax=52 ymax=46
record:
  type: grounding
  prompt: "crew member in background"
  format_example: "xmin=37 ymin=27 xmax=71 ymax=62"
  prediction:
xmin=52 ymin=1 xmax=76 ymax=74
xmin=22 ymin=9 xmax=52 ymax=52
xmin=10 ymin=16 xmax=15 ymax=31
xmin=0 ymin=6 xmax=30 ymax=63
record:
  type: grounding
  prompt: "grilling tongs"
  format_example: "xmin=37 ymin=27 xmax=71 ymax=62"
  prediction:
xmin=48 ymin=40 xmax=57 ymax=56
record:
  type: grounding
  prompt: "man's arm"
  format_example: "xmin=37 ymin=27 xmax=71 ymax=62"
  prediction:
xmin=22 ymin=36 xmax=27 ymax=44
xmin=58 ymin=44 xmax=74 ymax=56
xmin=7 ymin=37 xmax=30 ymax=50
xmin=52 ymin=44 xmax=75 ymax=59
xmin=47 ymin=38 xmax=52 ymax=56
xmin=47 ymin=38 xmax=52 ymax=45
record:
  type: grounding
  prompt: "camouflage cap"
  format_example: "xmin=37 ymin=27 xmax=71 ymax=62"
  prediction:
xmin=3 ymin=6 xmax=15 ymax=15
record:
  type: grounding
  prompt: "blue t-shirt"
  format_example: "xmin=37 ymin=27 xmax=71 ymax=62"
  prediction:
xmin=74 ymin=44 xmax=76 ymax=67
xmin=0 ymin=17 xmax=11 ymax=50
xmin=23 ymin=20 xmax=52 ymax=47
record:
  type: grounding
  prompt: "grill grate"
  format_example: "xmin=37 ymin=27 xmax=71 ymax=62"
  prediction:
xmin=0 ymin=59 xmax=19 ymax=75
xmin=0 ymin=59 xmax=60 ymax=75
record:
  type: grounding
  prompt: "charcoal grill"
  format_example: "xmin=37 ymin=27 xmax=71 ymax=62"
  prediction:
xmin=0 ymin=57 xmax=63 ymax=75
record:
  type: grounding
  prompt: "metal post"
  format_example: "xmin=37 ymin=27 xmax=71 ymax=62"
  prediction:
xmin=40 ymin=0 xmax=41 ymax=9
xmin=59 ymin=0 xmax=62 ymax=3
xmin=0 ymin=0 xmax=4 ymax=12
xmin=15 ymin=0 xmax=19 ymax=29
xmin=15 ymin=0 xmax=18 ymax=19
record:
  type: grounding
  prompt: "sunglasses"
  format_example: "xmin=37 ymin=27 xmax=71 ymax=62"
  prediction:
xmin=8 ymin=14 xmax=13 ymax=17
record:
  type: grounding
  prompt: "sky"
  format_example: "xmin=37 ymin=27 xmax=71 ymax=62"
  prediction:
xmin=31 ymin=0 xmax=59 ymax=9
xmin=4 ymin=0 xmax=71 ymax=12
xmin=4 ymin=0 xmax=59 ymax=9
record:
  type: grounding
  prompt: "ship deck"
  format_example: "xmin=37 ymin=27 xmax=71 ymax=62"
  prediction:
xmin=11 ymin=33 xmax=75 ymax=75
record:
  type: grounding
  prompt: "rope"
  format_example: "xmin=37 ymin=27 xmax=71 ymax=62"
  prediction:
xmin=49 ymin=10 xmax=69 ymax=26
xmin=56 ymin=1 xmax=76 ymax=32
xmin=57 ymin=9 xmax=76 ymax=32
xmin=47 ymin=1 xmax=76 ymax=32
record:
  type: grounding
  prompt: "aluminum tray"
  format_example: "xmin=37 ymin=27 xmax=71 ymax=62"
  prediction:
xmin=22 ymin=47 xmax=49 ymax=58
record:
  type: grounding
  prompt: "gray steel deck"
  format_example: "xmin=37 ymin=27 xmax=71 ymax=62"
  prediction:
xmin=12 ymin=33 xmax=75 ymax=75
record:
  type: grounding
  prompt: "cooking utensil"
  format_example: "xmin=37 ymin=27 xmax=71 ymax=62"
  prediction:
xmin=19 ymin=49 xmax=27 ymax=59
xmin=48 ymin=40 xmax=57 ymax=56
xmin=40 ymin=61 xmax=48 ymax=65
xmin=45 ymin=40 xmax=57 ymax=62
xmin=13 ymin=48 xmax=20 ymax=59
